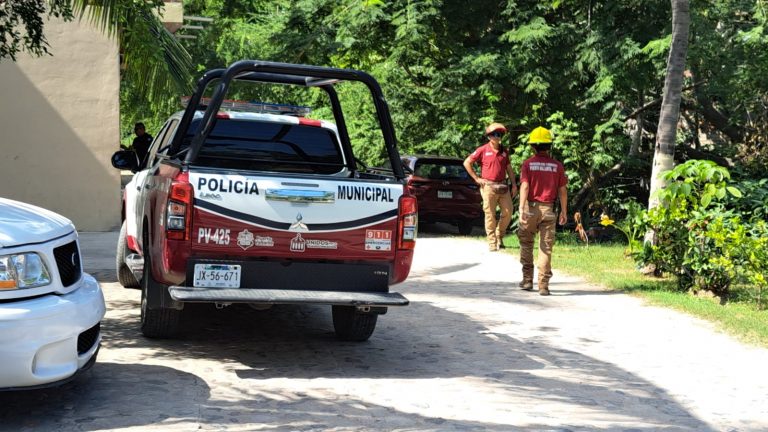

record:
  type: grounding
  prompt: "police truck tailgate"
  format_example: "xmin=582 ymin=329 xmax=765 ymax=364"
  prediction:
xmin=190 ymin=171 xmax=403 ymax=260
xmin=168 ymin=169 xmax=414 ymax=306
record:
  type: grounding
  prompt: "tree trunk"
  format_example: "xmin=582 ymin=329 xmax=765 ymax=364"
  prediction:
xmin=628 ymin=89 xmax=645 ymax=157
xmin=648 ymin=0 xmax=690 ymax=212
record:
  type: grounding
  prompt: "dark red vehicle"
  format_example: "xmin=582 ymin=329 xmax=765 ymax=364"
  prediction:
xmin=401 ymin=155 xmax=483 ymax=235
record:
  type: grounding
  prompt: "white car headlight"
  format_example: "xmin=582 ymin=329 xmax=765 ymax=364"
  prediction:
xmin=0 ymin=253 xmax=52 ymax=290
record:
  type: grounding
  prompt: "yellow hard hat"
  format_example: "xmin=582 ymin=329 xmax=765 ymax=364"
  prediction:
xmin=528 ymin=126 xmax=553 ymax=144
xmin=485 ymin=122 xmax=507 ymax=135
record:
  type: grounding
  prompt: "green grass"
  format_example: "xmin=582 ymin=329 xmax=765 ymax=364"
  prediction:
xmin=493 ymin=232 xmax=768 ymax=347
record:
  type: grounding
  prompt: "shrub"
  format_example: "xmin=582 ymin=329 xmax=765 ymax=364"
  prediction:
xmin=741 ymin=221 xmax=768 ymax=309
xmin=602 ymin=160 xmax=765 ymax=308
xmin=727 ymin=178 xmax=768 ymax=224
xmin=685 ymin=211 xmax=745 ymax=297
xmin=631 ymin=160 xmax=742 ymax=293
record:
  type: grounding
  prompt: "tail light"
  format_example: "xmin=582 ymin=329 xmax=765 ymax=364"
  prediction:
xmin=408 ymin=179 xmax=428 ymax=187
xmin=406 ymin=178 xmax=427 ymax=195
xmin=166 ymin=172 xmax=193 ymax=240
xmin=397 ymin=195 xmax=418 ymax=249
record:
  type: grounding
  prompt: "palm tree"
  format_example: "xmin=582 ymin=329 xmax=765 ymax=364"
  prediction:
xmin=648 ymin=0 xmax=691 ymax=212
xmin=1 ymin=1 xmax=192 ymax=98
xmin=71 ymin=0 xmax=193 ymax=99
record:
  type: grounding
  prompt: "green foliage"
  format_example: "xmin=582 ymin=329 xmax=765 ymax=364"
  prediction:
xmin=727 ymin=178 xmax=768 ymax=224
xmin=686 ymin=214 xmax=768 ymax=309
xmin=0 ymin=0 xmax=73 ymax=60
xmin=538 ymin=111 xmax=585 ymax=191
xmin=501 ymin=16 xmax=554 ymax=46
xmin=684 ymin=211 xmax=744 ymax=296
xmin=71 ymin=0 xmax=194 ymax=99
xmin=742 ymin=221 xmax=768 ymax=309
xmin=629 ymin=160 xmax=766 ymax=306
xmin=2 ymin=0 xmax=194 ymax=143
xmin=118 ymin=0 xmax=768 ymax=204
xmin=634 ymin=161 xmax=737 ymax=289
xmin=601 ymin=201 xmax=646 ymax=254
xmin=655 ymin=160 xmax=741 ymax=210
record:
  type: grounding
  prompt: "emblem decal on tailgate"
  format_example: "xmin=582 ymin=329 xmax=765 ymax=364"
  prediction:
xmin=237 ymin=229 xmax=254 ymax=250
xmin=290 ymin=233 xmax=306 ymax=252
xmin=289 ymin=213 xmax=309 ymax=232
xmin=237 ymin=229 xmax=274 ymax=250
xmin=289 ymin=233 xmax=337 ymax=251
xmin=365 ymin=229 xmax=392 ymax=251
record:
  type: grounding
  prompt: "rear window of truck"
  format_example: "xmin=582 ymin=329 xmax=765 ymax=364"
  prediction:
xmin=187 ymin=119 xmax=345 ymax=175
xmin=414 ymin=159 xmax=470 ymax=180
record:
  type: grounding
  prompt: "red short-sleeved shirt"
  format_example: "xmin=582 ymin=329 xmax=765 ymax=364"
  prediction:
xmin=468 ymin=142 xmax=510 ymax=182
xmin=520 ymin=154 xmax=568 ymax=203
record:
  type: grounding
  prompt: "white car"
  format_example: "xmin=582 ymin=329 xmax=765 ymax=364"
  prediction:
xmin=0 ymin=197 xmax=105 ymax=390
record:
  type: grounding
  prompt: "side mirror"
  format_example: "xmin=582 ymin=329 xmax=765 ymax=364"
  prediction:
xmin=111 ymin=150 xmax=139 ymax=172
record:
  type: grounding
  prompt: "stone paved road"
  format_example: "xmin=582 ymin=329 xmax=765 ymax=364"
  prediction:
xmin=1 ymin=227 xmax=767 ymax=431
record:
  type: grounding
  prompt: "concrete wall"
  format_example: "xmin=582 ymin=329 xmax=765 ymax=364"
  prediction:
xmin=0 ymin=16 xmax=121 ymax=231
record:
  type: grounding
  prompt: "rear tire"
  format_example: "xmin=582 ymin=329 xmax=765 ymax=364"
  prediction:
xmin=140 ymin=239 xmax=182 ymax=339
xmin=116 ymin=221 xmax=140 ymax=288
xmin=457 ymin=219 xmax=474 ymax=236
xmin=332 ymin=306 xmax=378 ymax=341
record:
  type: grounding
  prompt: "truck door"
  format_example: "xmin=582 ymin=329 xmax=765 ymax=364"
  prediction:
xmin=131 ymin=119 xmax=178 ymax=253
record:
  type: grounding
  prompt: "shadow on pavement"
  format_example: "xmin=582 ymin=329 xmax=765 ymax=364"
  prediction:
xmin=65 ymin=280 xmax=715 ymax=431
xmin=0 ymin=362 xmax=209 ymax=431
xmin=20 ymin=232 xmax=715 ymax=430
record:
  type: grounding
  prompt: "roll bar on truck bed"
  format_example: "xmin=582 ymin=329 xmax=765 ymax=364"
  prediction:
xmin=168 ymin=60 xmax=406 ymax=180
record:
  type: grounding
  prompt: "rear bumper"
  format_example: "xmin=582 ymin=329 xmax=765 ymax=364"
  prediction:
xmin=169 ymin=287 xmax=409 ymax=307
xmin=185 ymin=259 xmax=392 ymax=291
xmin=0 ymin=274 xmax=105 ymax=390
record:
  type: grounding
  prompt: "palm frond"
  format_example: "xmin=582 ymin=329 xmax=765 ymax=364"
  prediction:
xmin=70 ymin=0 xmax=122 ymax=38
xmin=70 ymin=0 xmax=194 ymax=99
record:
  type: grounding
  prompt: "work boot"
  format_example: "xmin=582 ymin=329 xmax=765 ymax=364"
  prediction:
xmin=539 ymin=286 xmax=550 ymax=296
xmin=519 ymin=280 xmax=533 ymax=291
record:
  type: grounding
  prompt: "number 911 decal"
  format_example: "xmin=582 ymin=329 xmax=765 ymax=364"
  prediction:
xmin=197 ymin=227 xmax=231 ymax=245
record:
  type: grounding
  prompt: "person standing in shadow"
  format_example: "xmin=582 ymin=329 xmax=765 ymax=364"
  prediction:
xmin=131 ymin=122 xmax=153 ymax=169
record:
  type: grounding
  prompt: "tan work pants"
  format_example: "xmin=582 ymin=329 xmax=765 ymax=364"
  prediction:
xmin=480 ymin=185 xmax=513 ymax=249
xmin=518 ymin=202 xmax=557 ymax=288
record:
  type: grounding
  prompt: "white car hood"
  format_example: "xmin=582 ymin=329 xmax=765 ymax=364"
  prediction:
xmin=0 ymin=198 xmax=74 ymax=248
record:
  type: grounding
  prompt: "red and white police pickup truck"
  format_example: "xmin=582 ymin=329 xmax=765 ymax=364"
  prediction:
xmin=112 ymin=61 xmax=416 ymax=341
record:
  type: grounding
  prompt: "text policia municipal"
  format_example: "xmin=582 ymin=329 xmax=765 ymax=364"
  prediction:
xmin=197 ymin=177 xmax=394 ymax=203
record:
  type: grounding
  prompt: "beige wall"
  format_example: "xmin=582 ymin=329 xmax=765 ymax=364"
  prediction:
xmin=159 ymin=1 xmax=184 ymax=33
xmin=0 ymin=16 xmax=121 ymax=231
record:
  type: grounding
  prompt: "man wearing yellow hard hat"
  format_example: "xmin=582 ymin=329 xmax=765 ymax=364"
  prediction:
xmin=463 ymin=122 xmax=518 ymax=251
xmin=517 ymin=126 xmax=568 ymax=296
